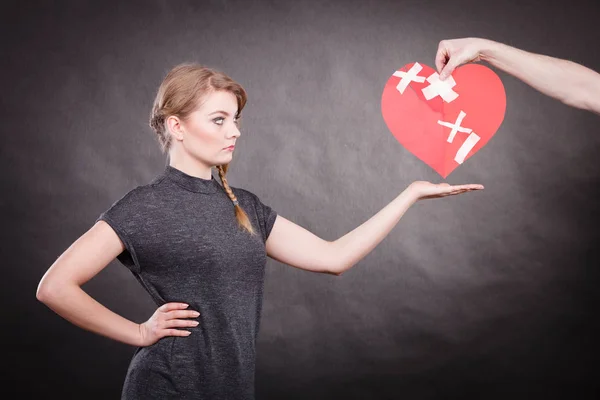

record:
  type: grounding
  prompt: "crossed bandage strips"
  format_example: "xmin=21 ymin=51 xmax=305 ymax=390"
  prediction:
xmin=393 ymin=62 xmax=480 ymax=164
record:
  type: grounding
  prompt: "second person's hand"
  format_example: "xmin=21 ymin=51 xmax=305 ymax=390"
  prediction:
xmin=436 ymin=37 xmax=492 ymax=80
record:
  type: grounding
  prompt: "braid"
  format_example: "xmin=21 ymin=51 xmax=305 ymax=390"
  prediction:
xmin=149 ymin=111 xmax=170 ymax=154
xmin=216 ymin=165 xmax=256 ymax=236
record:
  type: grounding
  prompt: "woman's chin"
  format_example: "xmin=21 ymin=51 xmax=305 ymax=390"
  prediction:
xmin=215 ymin=153 xmax=233 ymax=164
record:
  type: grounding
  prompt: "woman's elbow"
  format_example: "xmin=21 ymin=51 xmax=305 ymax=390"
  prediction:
xmin=328 ymin=259 xmax=349 ymax=276
xmin=36 ymin=279 xmax=56 ymax=303
xmin=36 ymin=275 xmax=74 ymax=303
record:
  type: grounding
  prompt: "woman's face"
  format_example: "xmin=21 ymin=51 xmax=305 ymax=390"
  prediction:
xmin=173 ymin=90 xmax=241 ymax=168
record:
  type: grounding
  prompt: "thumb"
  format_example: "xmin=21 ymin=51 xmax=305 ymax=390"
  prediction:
xmin=439 ymin=62 xmax=456 ymax=80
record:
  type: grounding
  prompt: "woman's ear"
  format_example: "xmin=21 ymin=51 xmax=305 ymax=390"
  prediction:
xmin=166 ymin=115 xmax=184 ymax=141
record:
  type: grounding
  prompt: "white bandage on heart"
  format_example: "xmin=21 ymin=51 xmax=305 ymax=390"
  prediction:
xmin=422 ymin=72 xmax=459 ymax=103
xmin=393 ymin=62 xmax=426 ymax=94
xmin=438 ymin=110 xmax=471 ymax=143
xmin=454 ymin=132 xmax=480 ymax=164
xmin=437 ymin=110 xmax=481 ymax=164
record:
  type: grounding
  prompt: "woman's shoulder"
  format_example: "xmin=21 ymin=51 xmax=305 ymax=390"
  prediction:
xmin=229 ymin=185 xmax=265 ymax=204
xmin=230 ymin=185 xmax=253 ymax=197
xmin=102 ymin=179 xmax=164 ymax=211
xmin=229 ymin=185 xmax=276 ymax=213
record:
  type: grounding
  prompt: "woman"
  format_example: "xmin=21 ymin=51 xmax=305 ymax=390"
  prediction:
xmin=36 ymin=63 xmax=483 ymax=399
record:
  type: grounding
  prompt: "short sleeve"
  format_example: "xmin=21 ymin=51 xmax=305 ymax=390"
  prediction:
xmin=95 ymin=189 xmax=142 ymax=274
xmin=251 ymin=192 xmax=278 ymax=243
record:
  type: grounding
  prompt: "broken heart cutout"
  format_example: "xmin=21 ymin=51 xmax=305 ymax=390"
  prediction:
xmin=381 ymin=62 xmax=506 ymax=178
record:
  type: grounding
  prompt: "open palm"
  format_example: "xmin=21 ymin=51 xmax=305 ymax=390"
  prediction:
xmin=409 ymin=180 xmax=484 ymax=200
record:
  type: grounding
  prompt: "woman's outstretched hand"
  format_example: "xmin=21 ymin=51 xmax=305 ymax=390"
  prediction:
xmin=408 ymin=181 xmax=484 ymax=201
xmin=137 ymin=302 xmax=200 ymax=346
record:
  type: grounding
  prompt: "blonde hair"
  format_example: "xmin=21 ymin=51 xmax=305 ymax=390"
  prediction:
xmin=149 ymin=63 xmax=256 ymax=235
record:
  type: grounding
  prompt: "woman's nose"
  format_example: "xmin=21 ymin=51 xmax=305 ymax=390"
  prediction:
xmin=230 ymin=125 xmax=241 ymax=138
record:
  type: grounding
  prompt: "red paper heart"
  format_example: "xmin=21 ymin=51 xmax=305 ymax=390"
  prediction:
xmin=381 ymin=62 xmax=506 ymax=178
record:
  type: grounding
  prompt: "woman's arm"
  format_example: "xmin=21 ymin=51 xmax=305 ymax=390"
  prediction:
xmin=266 ymin=181 xmax=483 ymax=276
xmin=36 ymin=222 xmax=198 ymax=347
xmin=436 ymin=38 xmax=600 ymax=115
xmin=36 ymin=222 xmax=147 ymax=346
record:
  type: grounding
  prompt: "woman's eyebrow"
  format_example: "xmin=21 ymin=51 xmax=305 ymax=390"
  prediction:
xmin=208 ymin=110 xmax=238 ymax=116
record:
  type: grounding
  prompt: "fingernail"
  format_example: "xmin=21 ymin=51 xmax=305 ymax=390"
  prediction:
xmin=186 ymin=331 xmax=192 ymax=335
xmin=193 ymin=311 xmax=200 ymax=316
xmin=182 ymin=303 xmax=189 ymax=308
xmin=192 ymin=321 xmax=199 ymax=326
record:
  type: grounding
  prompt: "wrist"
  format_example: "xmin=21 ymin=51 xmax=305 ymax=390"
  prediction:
xmin=403 ymin=184 xmax=421 ymax=204
xmin=135 ymin=323 xmax=145 ymax=347
xmin=478 ymin=39 xmax=500 ymax=63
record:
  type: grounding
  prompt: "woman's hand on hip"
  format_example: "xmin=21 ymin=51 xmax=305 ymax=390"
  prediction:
xmin=137 ymin=302 xmax=200 ymax=346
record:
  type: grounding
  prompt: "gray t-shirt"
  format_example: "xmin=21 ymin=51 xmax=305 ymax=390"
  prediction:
xmin=95 ymin=164 xmax=277 ymax=399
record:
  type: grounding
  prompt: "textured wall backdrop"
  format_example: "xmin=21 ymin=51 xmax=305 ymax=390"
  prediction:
xmin=3 ymin=0 xmax=599 ymax=398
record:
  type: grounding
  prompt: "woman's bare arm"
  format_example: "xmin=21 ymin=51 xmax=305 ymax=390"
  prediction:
xmin=36 ymin=221 xmax=145 ymax=346
xmin=266 ymin=182 xmax=483 ymax=276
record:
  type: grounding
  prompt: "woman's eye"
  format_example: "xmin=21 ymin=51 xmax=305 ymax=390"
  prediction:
xmin=213 ymin=116 xmax=240 ymax=125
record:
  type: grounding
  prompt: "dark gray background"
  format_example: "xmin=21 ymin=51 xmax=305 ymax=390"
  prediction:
xmin=3 ymin=0 xmax=599 ymax=398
